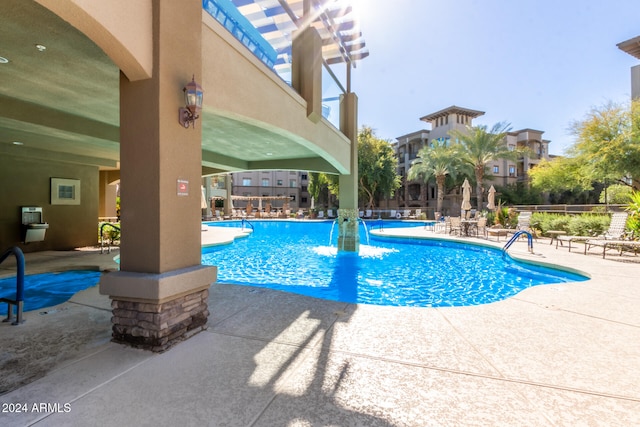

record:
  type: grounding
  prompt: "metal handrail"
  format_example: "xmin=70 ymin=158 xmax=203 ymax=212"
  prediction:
xmin=241 ymin=218 xmax=254 ymax=231
xmin=502 ymin=231 xmax=533 ymax=256
xmin=100 ymin=222 xmax=121 ymax=254
xmin=0 ymin=246 xmax=26 ymax=325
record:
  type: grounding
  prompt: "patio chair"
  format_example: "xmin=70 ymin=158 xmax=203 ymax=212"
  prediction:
xmin=449 ymin=216 xmax=462 ymax=236
xmin=364 ymin=209 xmax=372 ymax=218
xmin=327 ymin=209 xmax=336 ymax=219
xmin=402 ymin=209 xmax=411 ymax=219
xmin=412 ymin=209 xmax=421 ymax=219
xmin=317 ymin=210 xmax=325 ymax=219
xmin=474 ymin=217 xmax=488 ymax=238
xmin=390 ymin=209 xmax=398 ymax=219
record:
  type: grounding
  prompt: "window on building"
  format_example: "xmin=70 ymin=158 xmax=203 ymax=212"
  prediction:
xmin=242 ymin=178 xmax=251 ymax=186
xmin=493 ymin=166 xmax=499 ymax=174
xmin=290 ymin=194 xmax=296 ymax=201
xmin=262 ymin=178 xmax=269 ymax=187
xmin=301 ymin=185 xmax=307 ymax=192
xmin=289 ymin=180 xmax=296 ymax=188
xmin=301 ymin=197 xmax=307 ymax=204
xmin=301 ymin=174 xmax=308 ymax=180
xmin=509 ymin=166 xmax=516 ymax=176
xmin=277 ymin=180 xmax=283 ymax=186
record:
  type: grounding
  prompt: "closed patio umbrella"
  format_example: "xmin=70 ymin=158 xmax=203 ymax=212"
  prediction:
xmin=461 ymin=178 xmax=472 ymax=214
xmin=487 ymin=185 xmax=496 ymax=211
xmin=200 ymin=186 xmax=207 ymax=209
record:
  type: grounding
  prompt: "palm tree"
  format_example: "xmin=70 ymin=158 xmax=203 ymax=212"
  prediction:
xmin=407 ymin=141 xmax=461 ymax=214
xmin=449 ymin=122 xmax=518 ymax=211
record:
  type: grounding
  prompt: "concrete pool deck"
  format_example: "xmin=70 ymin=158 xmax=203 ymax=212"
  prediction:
xmin=0 ymin=225 xmax=639 ymax=426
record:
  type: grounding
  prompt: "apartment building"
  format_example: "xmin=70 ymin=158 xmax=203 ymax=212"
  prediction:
xmin=394 ymin=105 xmax=550 ymax=211
xmin=230 ymin=171 xmax=310 ymax=210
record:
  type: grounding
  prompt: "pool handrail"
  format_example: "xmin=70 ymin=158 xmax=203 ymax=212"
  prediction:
xmin=0 ymin=246 xmax=26 ymax=325
xmin=502 ymin=231 xmax=533 ymax=256
xmin=241 ymin=218 xmax=254 ymax=231
xmin=100 ymin=222 xmax=121 ymax=254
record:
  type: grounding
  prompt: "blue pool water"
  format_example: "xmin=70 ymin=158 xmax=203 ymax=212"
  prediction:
xmin=0 ymin=270 xmax=102 ymax=315
xmin=202 ymin=220 xmax=588 ymax=307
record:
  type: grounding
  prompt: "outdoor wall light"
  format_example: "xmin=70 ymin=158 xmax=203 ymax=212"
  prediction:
xmin=179 ymin=75 xmax=203 ymax=129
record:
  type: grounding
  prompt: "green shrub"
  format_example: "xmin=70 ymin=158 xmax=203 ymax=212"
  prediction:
xmin=530 ymin=212 xmax=609 ymax=236
xmin=626 ymin=191 xmax=640 ymax=238
xmin=567 ymin=214 xmax=610 ymax=236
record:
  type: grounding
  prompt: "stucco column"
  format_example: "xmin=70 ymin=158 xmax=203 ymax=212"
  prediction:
xmin=338 ymin=92 xmax=359 ymax=252
xmin=291 ymin=26 xmax=322 ymax=122
xmin=100 ymin=0 xmax=216 ymax=352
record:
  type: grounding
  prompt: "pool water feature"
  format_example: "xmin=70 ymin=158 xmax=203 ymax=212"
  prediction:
xmin=0 ymin=270 xmax=102 ymax=315
xmin=202 ymin=220 xmax=587 ymax=307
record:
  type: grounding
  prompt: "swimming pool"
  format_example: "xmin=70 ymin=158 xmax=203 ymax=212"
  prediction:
xmin=0 ymin=270 xmax=102 ymax=316
xmin=202 ymin=220 xmax=588 ymax=307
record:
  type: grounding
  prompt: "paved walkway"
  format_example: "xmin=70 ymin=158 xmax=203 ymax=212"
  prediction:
xmin=0 ymin=226 xmax=639 ymax=426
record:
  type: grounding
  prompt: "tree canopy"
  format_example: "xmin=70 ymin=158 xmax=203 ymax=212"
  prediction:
xmin=449 ymin=122 xmax=518 ymax=211
xmin=530 ymin=100 xmax=640 ymax=192
xmin=407 ymin=140 xmax=462 ymax=213
xmin=357 ymin=126 xmax=401 ymax=209
xmin=308 ymin=126 xmax=400 ymax=209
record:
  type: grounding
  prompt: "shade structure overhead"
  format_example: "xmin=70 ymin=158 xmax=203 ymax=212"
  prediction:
xmin=0 ymin=0 xmax=367 ymax=175
xmin=230 ymin=0 xmax=369 ymax=75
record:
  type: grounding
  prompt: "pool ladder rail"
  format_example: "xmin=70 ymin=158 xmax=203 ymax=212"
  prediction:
xmin=100 ymin=222 xmax=121 ymax=254
xmin=0 ymin=246 xmax=26 ymax=325
xmin=502 ymin=231 xmax=534 ymax=257
xmin=241 ymin=218 xmax=254 ymax=231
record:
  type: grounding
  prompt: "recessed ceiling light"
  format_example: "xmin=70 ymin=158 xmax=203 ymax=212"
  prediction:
xmin=12 ymin=141 xmax=24 ymax=145
xmin=35 ymin=44 xmax=46 ymax=52
xmin=0 ymin=56 xmax=8 ymax=64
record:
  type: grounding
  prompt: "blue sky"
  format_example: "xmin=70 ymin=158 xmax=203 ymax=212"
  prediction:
xmin=349 ymin=0 xmax=640 ymax=155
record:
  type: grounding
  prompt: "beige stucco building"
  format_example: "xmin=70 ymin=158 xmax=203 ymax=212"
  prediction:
xmin=0 ymin=0 xmax=366 ymax=350
xmin=394 ymin=106 xmax=550 ymax=215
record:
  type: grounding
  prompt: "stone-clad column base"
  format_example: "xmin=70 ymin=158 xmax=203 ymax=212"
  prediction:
xmin=337 ymin=208 xmax=360 ymax=252
xmin=100 ymin=265 xmax=216 ymax=352
xmin=111 ymin=289 xmax=209 ymax=352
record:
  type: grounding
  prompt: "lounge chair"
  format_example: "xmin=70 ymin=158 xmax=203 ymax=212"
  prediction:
xmin=390 ymin=209 xmax=398 ymax=219
xmin=487 ymin=225 xmax=509 ymax=241
xmin=364 ymin=209 xmax=372 ymax=219
xmin=327 ymin=209 xmax=336 ymax=219
xmin=581 ymin=212 xmax=630 ymax=256
xmin=560 ymin=212 xmax=628 ymax=252
xmin=412 ymin=209 xmax=421 ymax=219
xmin=508 ymin=211 xmax=536 ymax=240
xmin=317 ymin=210 xmax=325 ymax=219
xmin=401 ymin=209 xmax=411 ymax=219
xmin=584 ymin=238 xmax=640 ymax=258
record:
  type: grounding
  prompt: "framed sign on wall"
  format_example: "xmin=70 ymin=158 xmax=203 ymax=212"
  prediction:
xmin=51 ymin=178 xmax=81 ymax=205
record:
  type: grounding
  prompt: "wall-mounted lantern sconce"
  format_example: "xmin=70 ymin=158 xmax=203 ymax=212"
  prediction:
xmin=179 ymin=75 xmax=203 ymax=128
